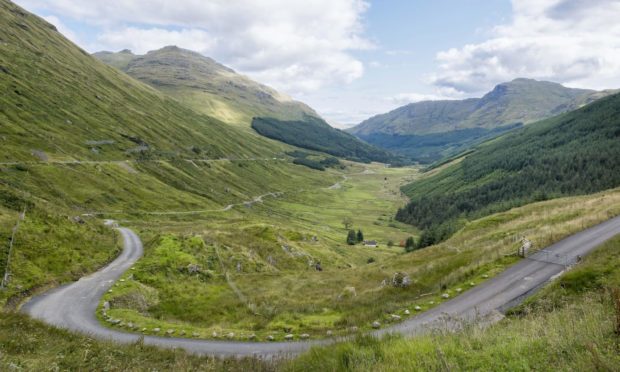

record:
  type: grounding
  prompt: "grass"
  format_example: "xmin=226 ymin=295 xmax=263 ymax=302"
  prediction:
xmin=0 ymin=202 xmax=120 ymax=308
xmin=94 ymin=46 xmax=317 ymax=129
xmin=0 ymin=313 xmax=274 ymax=371
xmin=0 ymin=0 xmax=291 ymax=163
xmin=98 ymin=177 xmax=620 ymax=341
xmin=3 ymin=3 xmax=620 ymax=369
xmin=98 ymin=163 xmax=420 ymax=340
xmin=3 ymin=218 xmax=619 ymax=370
xmin=285 ymin=236 xmax=620 ymax=371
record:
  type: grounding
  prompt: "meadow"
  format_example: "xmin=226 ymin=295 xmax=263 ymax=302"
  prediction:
xmin=97 ymin=160 xmax=620 ymax=341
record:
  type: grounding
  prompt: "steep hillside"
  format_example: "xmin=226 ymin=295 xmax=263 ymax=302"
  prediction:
xmin=350 ymin=79 xmax=616 ymax=163
xmin=396 ymin=92 xmax=620 ymax=245
xmin=0 ymin=5 xmax=293 ymax=162
xmin=0 ymin=0 xmax=342 ymax=305
xmin=94 ymin=47 xmax=319 ymax=127
xmin=252 ymin=116 xmax=402 ymax=164
xmin=288 ymin=235 xmax=620 ymax=371
xmin=93 ymin=47 xmax=399 ymax=163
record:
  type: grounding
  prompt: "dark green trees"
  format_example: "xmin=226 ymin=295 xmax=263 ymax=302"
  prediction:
xmin=347 ymin=230 xmax=357 ymax=245
xmin=404 ymin=237 xmax=415 ymax=252
xmin=397 ymin=93 xmax=620 ymax=244
xmin=252 ymin=116 xmax=401 ymax=164
xmin=356 ymin=230 xmax=364 ymax=243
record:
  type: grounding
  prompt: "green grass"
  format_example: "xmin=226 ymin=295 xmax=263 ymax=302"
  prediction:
xmin=0 ymin=313 xmax=274 ymax=371
xmin=3 ymin=3 xmax=620 ymax=369
xmin=94 ymin=46 xmax=317 ymax=129
xmin=286 ymin=236 xmax=620 ymax=371
xmin=0 ymin=201 xmax=120 ymax=307
xmin=97 ymin=163 xmax=420 ymax=340
xmin=3 ymin=222 xmax=620 ymax=370
xmin=0 ymin=0 xmax=292 ymax=163
xmin=397 ymin=91 xmax=620 ymax=245
xmin=98 ymin=178 xmax=620 ymax=341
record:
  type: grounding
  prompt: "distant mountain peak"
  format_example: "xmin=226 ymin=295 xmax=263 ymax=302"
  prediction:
xmin=94 ymin=46 xmax=318 ymax=126
xmin=348 ymin=78 xmax=614 ymax=163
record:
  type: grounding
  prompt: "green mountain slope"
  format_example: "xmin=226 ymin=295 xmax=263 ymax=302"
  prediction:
xmin=94 ymin=46 xmax=397 ymax=163
xmin=252 ymin=116 xmax=402 ymax=164
xmin=349 ymin=79 xmax=617 ymax=163
xmin=0 ymin=5 xmax=291 ymax=162
xmin=396 ymin=92 xmax=620 ymax=245
xmin=0 ymin=0 xmax=341 ymax=304
xmin=94 ymin=46 xmax=319 ymax=127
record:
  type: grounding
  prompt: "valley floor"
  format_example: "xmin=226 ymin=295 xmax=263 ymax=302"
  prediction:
xmin=3 ymin=228 xmax=620 ymax=371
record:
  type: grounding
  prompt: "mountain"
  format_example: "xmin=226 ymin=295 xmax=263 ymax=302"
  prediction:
xmin=252 ymin=116 xmax=401 ymax=164
xmin=0 ymin=0 xmax=341 ymax=215
xmin=349 ymin=79 xmax=617 ymax=163
xmin=396 ymin=92 xmax=620 ymax=246
xmin=93 ymin=47 xmax=319 ymax=127
xmin=0 ymin=8 xmax=294 ymax=163
xmin=94 ymin=46 xmax=398 ymax=163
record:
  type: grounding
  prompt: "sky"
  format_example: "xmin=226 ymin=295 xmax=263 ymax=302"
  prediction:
xmin=14 ymin=0 xmax=620 ymax=128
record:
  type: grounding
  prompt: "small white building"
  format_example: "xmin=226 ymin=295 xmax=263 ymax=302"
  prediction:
xmin=364 ymin=240 xmax=377 ymax=248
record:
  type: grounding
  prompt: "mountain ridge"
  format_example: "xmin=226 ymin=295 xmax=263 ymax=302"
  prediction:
xmin=349 ymin=78 xmax=617 ymax=163
xmin=396 ymin=91 xmax=620 ymax=246
xmin=94 ymin=46 xmax=319 ymax=127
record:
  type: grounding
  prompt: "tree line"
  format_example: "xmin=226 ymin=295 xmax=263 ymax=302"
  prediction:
xmin=397 ymin=93 xmax=620 ymax=247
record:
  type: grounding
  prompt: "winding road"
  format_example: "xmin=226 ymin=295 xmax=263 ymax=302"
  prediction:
xmin=21 ymin=215 xmax=620 ymax=358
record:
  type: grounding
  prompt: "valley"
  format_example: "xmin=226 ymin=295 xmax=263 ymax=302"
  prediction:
xmin=2 ymin=0 xmax=620 ymax=370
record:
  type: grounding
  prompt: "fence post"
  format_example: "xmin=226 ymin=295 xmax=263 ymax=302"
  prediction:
xmin=0 ymin=207 xmax=26 ymax=289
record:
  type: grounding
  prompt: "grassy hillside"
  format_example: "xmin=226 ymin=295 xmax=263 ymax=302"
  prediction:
xmin=252 ymin=116 xmax=402 ymax=164
xmin=287 ymin=235 xmax=620 ymax=371
xmin=3 ymin=1 xmax=620 ymax=369
xmin=349 ymin=79 xmax=617 ymax=163
xmin=397 ymin=92 xmax=620 ymax=246
xmin=94 ymin=47 xmax=399 ymax=163
xmin=2 ymin=188 xmax=620 ymax=370
xmin=94 ymin=46 xmax=318 ymax=128
xmin=0 ymin=1 xmax=290 ymax=163
xmin=0 ymin=0 xmax=342 ymax=308
xmin=356 ymin=124 xmax=521 ymax=164
xmin=98 ymin=185 xmax=620 ymax=341
xmin=0 ymin=312 xmax=272 ymax=371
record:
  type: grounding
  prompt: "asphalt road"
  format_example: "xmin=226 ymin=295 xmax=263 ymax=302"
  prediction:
xmin=22 ymin=215 xmax=620 ymax=358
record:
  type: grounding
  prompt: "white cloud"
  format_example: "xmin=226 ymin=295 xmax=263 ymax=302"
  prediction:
xmin=431 ymin=0 xmax=620 ymax=94
xmin=389 ymin=92 xmax=460 ymax=106
xmin=97 ymin=28 xmax=216 ymax=55
xmin=42 ymin=15 xmax=79 ymax=44
xmin=385 ymin=49 xmax=413 ymax=56
xmin=16 ymin=0 xmax=372 ymax=94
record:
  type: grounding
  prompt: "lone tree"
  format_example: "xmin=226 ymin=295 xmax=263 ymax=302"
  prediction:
xmin=342 ymin=217 xmax=353 ymax=230
xmin=347 ymin=230 xmax=357 ymax=245
xmin=356 ymin=229 xmax=364 ymax=243
xmin=405 ymin=236 xmax=416 ymax=252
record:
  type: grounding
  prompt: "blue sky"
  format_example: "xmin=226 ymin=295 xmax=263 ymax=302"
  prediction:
xmin=14 ymin=0 xmax=620 ymax=127
xmin=312 ymin=1 xmax=513 ymax=124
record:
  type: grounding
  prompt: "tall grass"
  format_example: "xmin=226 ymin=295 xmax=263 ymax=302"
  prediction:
xmin=286 ymin=236 xmax=620 ymax=371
